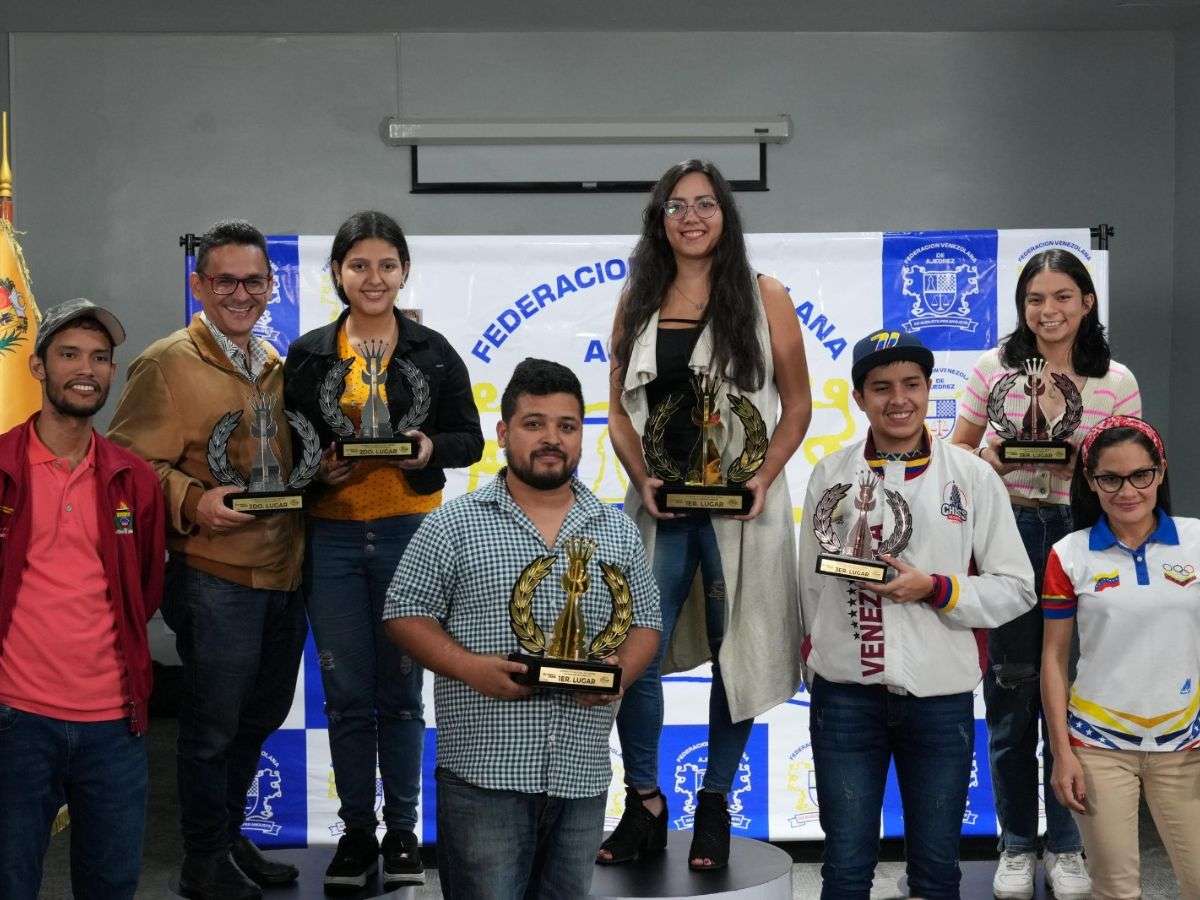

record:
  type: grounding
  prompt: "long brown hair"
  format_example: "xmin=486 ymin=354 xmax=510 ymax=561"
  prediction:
xmin=610 ymin=160 xmax=765 ymax=392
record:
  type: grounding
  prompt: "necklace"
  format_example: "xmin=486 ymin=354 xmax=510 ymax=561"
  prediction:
xmin=672 ymin=283 xmax=708 ymax=315
xmin=346 ymin=316 xmax=397 ymax=352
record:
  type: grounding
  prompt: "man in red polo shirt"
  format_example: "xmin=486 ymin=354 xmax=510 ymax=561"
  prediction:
xmin=0 ymin=298 xmax=165 ymax=900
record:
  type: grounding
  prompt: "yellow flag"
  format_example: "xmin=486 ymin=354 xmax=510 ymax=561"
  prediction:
xmin=0 ymin=112 xmax=42 ymax=432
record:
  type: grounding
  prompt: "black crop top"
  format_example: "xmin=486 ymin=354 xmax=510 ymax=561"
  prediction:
xmin=644 ymin=321 xmax=704 ymax=477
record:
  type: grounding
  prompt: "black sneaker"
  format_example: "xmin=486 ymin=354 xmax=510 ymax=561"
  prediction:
xmin=323 ymin=828 xmax=379 ymax=890
xmin=382 ymin=829 xmax=426 ymax=887
xmin=178 ymin=851 xmax=262 ymax=900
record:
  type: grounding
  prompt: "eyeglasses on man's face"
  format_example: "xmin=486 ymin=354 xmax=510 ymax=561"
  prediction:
xmin=199 ymin=274 xmax=272 ymax=296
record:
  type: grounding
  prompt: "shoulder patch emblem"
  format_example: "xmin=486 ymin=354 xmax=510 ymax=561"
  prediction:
xmin=114 ymin=502 xmax=134 ymax=535
xmin=940 ymin=481 xmax=968 ymax=523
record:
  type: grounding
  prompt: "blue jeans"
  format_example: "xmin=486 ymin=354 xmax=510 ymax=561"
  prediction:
xmin=811 ymin=676 xmax=974 ymax=900
xmin=615 ymin=514 xmax=751 ymax=794
xmin=305 ymin=515 xmax=426 ymax=832
xmin=983 ymin=503 xmax=1082 ymax=854
xmin=0 ymin=705 xmax=147 ymax=900
xmin=435 ymin=768 xmax=606 ymax=900
xmin=161 ymin=558 xmax=307 ymax=855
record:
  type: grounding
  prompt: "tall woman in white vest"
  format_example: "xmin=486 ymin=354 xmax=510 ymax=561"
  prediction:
xmin=599 ymin=159 xmax=811 ymax=872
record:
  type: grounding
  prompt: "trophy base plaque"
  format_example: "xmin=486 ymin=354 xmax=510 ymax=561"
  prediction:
xmin=224 ymin=491 xmax=305 ymax=515
xmin=999 ymin=440 xmax=1073 ymax=464
xmin=336 ymin=436 xmax=416 ymax=460
xmin=815 ymin=552 xmax=890 ymax=584
xmin=508 ymin=653 xmax=622 ymax=694
xmin=656 ymin=483 xmax=752 ymax=515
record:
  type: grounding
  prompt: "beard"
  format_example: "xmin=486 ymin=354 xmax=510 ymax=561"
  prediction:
xmin=507 ymin=448 xmax=577 ymax=491
xmin=46 ymin=381 xmax=108 ymax=419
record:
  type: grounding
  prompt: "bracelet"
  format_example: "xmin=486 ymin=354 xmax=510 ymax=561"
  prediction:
xmin=974 ymin=446 xmax=986 ymax=457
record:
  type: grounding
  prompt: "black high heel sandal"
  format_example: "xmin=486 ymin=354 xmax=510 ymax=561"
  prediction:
xmin=595 ymin=786 xmax=668 ymax=866
xmin=688 ymin=789 xmax=730 ymax=871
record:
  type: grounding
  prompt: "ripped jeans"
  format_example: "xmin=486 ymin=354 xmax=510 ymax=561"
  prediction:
xmin=983 ymin=503 xmax=1082 ymax=854
xmin=305 ymin=515 xmax=426 ymax=833
xmin=811 ymin=676 xmax=974 ymax=900
xmin=615 ymin=513 xmax=752 ymax=795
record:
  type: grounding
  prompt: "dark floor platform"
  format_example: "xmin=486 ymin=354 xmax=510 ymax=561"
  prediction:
xmin=167 ymin=847 xmax=425 ymax=899
xmin=589 ymin=831 xmax=793 ymax=899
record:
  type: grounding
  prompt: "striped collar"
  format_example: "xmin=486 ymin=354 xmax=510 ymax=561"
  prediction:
xmin=864 ymin=428 xmax=931 ymax=481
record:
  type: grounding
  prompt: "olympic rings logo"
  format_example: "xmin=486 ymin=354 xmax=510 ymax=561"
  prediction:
xmin=1162 ymin=563 xmax=1196 ymax=576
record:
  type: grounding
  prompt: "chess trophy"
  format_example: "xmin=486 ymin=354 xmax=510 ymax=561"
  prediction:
xmin=987 ymin=359 xmax=1083 ymax=464
xmin=206 ymin=393 xmax=322 ymax=514
xmin=811 ymin=472 xmax=912 ymax=584
xmin=507 ymin=537 xmax=633 ymax=694
xmin=644 ymin=372 xmax=767 ymax=515
xmin=319 ymin=339 xmax=430 ymax=460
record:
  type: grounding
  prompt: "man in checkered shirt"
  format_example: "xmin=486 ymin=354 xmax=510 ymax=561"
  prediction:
xmin=384 ymin=358 xmax=661 ymax=899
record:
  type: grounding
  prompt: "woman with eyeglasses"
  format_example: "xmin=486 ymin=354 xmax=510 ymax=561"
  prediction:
xmin=282 ymin=211 xmax=483 ymax=890
xmin=600 ymin=160 xmax=811 ymax=871
xmin=1040 ymin=416 xmax=1199 ymax=899
xmin=950 ymin=249 xmax=1139 ymax=900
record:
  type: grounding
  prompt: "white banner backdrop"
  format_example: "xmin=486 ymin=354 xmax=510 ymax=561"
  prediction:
xmin=184 ymin=228 xmax=1107 ymax=845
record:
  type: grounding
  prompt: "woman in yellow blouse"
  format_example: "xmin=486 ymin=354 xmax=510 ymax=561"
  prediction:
xmin=284 ymin=211 xmax=483 ymax=889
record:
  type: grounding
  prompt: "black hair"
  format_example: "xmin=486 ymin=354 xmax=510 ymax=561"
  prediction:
xmin=610 ymin=159 xmax=765 ymax=392
xmin=36 ymin=316 xmax=113 ymax=362
xmin=999 ymin=249 xmax=1111 ymax=377
xmin=194 ymin=220 xmax=270 ymax=275
xmin=1070 ymin=426 xmax=1171 ymax=530
xmin=329 ymin=211 xmax=411 ymax=305
xmin=500 ymin=358 xmax=585 ymax=422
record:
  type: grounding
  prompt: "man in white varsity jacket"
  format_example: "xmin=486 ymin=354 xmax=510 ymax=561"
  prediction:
xmin=798 ymin=330 xmax=1035 ymax=900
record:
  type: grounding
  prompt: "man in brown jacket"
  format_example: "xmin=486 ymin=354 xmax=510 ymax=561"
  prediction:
xmin=109 ymin=221 xmax=305 ymax=900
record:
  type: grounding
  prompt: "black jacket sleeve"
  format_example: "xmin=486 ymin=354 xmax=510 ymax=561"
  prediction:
xmin=427 ymin=339 xmax=484 ymax=470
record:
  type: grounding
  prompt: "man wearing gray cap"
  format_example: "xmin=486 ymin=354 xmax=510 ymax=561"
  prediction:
xmin=0 ymin=299 xmax=165 ymax=900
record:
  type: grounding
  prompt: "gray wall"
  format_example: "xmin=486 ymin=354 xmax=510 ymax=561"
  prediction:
xmin=7 ymin=31 xmax=1180 ymax=490
xmin=1171 ymin=27 xmax=1199 ymax=509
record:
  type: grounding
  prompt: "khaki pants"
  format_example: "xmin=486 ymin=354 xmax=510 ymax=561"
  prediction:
xmin=1073 ymin=745 xmax=1200 ymax=900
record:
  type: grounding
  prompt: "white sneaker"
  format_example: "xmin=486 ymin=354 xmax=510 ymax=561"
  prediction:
xmin=993 ymin=850 xmax=1036 ymax=900
xmin=1044 ymin=850 xmax=1092 ymax=899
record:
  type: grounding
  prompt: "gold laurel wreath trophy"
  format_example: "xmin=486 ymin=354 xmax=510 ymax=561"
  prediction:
xmin=986 ymin=358 xmax=1083 ymax=464
xmin=811 ymin=471 xmax=913 ymax=584
xmin=318 ymin=339 xmax=431 ymax=460
xmin=507 ymin=537 xmax=633 ymax=694
xmin=206 ymin=393 xmax=322 ymax=515
xmin=643 ymin=372 xmax=768 ymax=515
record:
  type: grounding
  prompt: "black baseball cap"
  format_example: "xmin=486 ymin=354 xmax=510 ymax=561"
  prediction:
xmin=851 ymin=330 xmax=934 ymax=391
xmin=35 ymin=298 xmax=127 ymax=355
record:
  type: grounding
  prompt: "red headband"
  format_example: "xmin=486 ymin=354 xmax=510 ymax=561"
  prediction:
xmin=1080 ymin=415 xmax=1166 ymax=468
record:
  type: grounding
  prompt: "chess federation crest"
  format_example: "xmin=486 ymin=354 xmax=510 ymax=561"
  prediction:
xmin=900 ymin=243 xmax=982 ymax=334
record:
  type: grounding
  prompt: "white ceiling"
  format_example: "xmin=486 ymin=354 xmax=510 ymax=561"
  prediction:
xmin=5 ymin=0 xmax=1200 ymax=32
